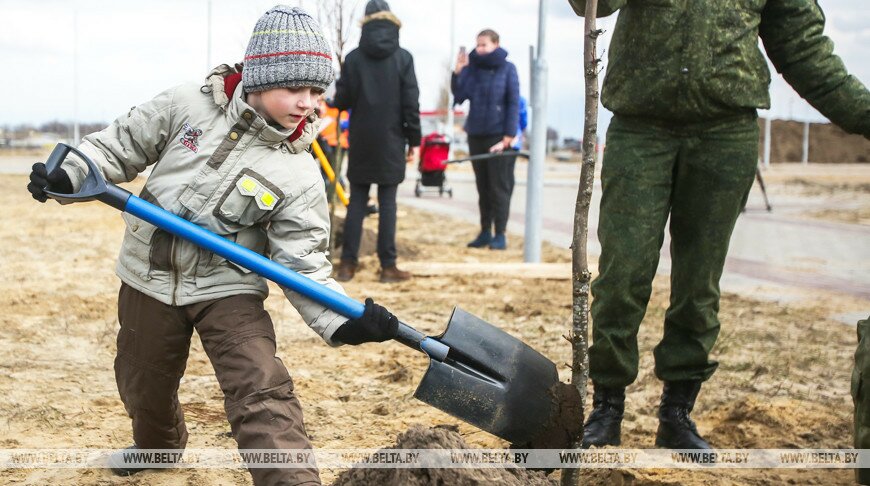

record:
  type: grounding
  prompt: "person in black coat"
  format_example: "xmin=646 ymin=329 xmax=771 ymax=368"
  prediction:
xmin=333 ymin=0 xmax=421 ymax=283
xmin=452 ymin=29 xmax=520 ymax=250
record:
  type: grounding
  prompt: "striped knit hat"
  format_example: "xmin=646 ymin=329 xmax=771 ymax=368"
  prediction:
xmin=242 ymin=6 xmax=335 ymax=93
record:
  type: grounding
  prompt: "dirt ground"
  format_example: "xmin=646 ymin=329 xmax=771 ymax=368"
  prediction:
xmin=757 ymin=163 xmax=870 ymax=225
xmin=0 ymin=170 xmax=867 ymax=485
xmin=758 ymin=119 xmax=870 ymax=164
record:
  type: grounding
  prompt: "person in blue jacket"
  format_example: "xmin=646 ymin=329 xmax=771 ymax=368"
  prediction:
xmin=452 ymin=29 xmax=520 ymax=250
xmin=513 ymin=96 xmax=528 ymax=150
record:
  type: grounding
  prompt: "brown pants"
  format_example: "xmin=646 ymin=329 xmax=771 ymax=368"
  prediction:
xmin=114 ymin=283 xmax=320 ymax=485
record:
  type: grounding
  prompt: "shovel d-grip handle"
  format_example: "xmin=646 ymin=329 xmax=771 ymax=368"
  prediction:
xmin=43 ymin=143 xmax=132 ymax=210
xmin=42 ymin=143 xmax=449 ymax=361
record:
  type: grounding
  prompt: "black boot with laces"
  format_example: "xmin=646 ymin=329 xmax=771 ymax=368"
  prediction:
xmin=655 ymin=380 xmax=711 ymax=449
xmin=581 ymin=386 xmax=625 ymax=448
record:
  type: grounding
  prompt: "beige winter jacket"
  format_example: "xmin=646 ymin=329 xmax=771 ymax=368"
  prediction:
xmin=60 ymin=65 xmax=348 ymax=345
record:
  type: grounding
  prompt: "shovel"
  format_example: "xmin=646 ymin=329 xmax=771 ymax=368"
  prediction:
xmin=443 ymin=150 xmax=530 ymax=165
xmin=42 ymin=143 xmax=566 ymax=446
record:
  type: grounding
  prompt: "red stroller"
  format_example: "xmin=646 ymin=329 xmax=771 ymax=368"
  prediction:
xmin=414 ymin=132 xmax=453 ymax=198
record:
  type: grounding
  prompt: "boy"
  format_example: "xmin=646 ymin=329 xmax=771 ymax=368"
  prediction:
xmin=27 ymin=6 xmax=397 ymax=485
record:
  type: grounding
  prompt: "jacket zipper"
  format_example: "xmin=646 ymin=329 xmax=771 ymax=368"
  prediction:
xmin=169 ymin=208 xmax=192 ymax=306
xmin=170 ymin=235 xmax=180 ymax=306
xmin=167 ymin=124 xmax=261 ymax=305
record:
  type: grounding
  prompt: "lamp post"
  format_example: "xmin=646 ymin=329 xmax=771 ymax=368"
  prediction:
xmin=524 ymin=0 xmax=549 ymax=263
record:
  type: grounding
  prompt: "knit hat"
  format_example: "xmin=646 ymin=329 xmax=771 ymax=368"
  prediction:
xmin=242 ymin=6 xmax=335 ymax=93
xmin=364 ymin=0 xmax=391 ymax=15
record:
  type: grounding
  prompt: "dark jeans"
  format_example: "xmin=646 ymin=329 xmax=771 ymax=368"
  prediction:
xmin=467 ymin=134 xmax=517 ymax=234
xmin=341 ymin=182 xmax=398 ymax=267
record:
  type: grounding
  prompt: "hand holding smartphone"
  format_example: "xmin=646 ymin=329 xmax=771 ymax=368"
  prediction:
xmin=455 ymin=46 xmax=468 ymax=74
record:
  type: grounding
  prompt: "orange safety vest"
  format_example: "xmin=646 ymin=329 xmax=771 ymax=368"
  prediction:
xmin=319 ymin=103 xmax=349 ymax=149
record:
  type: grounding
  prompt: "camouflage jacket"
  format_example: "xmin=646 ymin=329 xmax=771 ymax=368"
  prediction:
xmin=569 ymin=0 xmax=870 ymax=136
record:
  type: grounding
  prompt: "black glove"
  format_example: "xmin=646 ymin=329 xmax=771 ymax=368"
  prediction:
xmin=27 ymin=162 xmax=73 ymax=203
xmin=333 ymin=298 xmax=399 ymax=345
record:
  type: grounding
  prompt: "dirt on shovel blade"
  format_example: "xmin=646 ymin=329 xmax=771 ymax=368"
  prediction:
xmin=515 ymin=382 xmax=584 ymax=450
xmin=330 ymin=425 xmax=557 ymax=486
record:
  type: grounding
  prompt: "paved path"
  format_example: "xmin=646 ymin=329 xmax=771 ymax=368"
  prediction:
xmin=398 ymin=162 xmax=870 ymax=303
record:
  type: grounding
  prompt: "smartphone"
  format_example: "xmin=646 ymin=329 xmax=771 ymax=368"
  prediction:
xmin=459 ymin=46 xmax=466 ymax=56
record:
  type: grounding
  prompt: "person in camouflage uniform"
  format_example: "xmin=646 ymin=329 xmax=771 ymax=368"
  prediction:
xmin=854 ymin=316 xmax=870 ymax=484
xmin=569 ymin=0 xmax=870 ymax=449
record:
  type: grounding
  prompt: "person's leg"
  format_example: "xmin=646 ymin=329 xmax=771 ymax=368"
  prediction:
xmin=114 ymin=283 xmax=193 ymax=450
xmin=654 ymin=115 xmax=759 ymax=382
xmin=193 ymin=294 xmax=320 ymax=486
xmin=376 ymin=183 xmax=398 ymax=267
xmin=489 ymin=151 xmax=517 ymax=249
xmin=853 ymin=316 xmax=870 ymax=485
xmin=652 ymin=115 xmax=757 ymax=450
xmin=338 ymin=182 xmax=371 ymax=280
xmin=467 ymin=136 xmax=497 ymax=242
xmin=584 ymin=118 xmax=679 ymax=448
xmin=589 ymin=117 xmax=680 ymax=389
xmin=376 ymin=183 xmax=410 ymax=281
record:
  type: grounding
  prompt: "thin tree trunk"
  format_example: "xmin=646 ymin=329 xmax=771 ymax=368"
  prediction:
xmin=561 ymin=1 xmax=599 ymax=484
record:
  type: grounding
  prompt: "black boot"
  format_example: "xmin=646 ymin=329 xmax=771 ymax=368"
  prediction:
xmin=655 ymin=381 xmax=711 ymax=449
xmin=108 ymin=445 xmax=148 ymax=476
xmin=107 ymin=444 xmax=180 ymax=476
xmin=581 ymin=386 xmax=625 ymax=448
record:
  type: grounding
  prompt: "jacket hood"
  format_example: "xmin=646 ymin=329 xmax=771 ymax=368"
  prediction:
xmin=204 ymin=63 xmax=243 ymax=107
xmin=469 ymin=47 xmax=508 ymax=69
xmin=359 ymin=16 xmax=400 ymax=59
xmin=361 ymin=10 xmax=401 ymax=28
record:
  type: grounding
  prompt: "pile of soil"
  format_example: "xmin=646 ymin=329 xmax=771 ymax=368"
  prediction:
xmin=759 ymin=118 xmax=870 ymax=163
xmin=331 ymin=425 xmax=556 ymax=486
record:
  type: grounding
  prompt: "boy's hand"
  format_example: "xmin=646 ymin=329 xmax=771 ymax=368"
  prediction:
xmin=27 ymin=162 xmax=73 ymax=202
xmin=333 ymin=298 xmax=399 ymax=345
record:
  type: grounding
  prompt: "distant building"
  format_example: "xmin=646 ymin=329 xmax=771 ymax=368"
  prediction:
xmin=8 ymin=132 xmax=64 ymax=149
xmin=562 ymin=137 xmax=582 ymax=152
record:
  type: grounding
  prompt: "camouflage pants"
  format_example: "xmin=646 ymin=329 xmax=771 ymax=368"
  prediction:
xmin=589 ymin=114 xmax=759 ymax=388
xmin=853 ymin=316 xmax=870 ymax=484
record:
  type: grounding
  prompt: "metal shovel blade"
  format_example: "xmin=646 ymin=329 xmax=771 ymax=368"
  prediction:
xmin=413 ymin=307 xmax=559 ymax=445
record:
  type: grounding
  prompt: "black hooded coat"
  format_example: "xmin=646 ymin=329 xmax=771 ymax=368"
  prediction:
xmin=334 ymin=18 xmax=421 ymax=185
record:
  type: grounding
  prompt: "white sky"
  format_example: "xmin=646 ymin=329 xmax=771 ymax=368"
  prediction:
xmin=1 ymin=0 xmax=868 ymax=140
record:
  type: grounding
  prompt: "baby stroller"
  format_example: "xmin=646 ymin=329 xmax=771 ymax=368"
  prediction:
xmin=414 ymin=132 xmax=453 ymax=198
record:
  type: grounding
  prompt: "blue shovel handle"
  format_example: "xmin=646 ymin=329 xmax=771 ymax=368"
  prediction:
xmin=43 ymin=143 xmax=448 ymax=361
